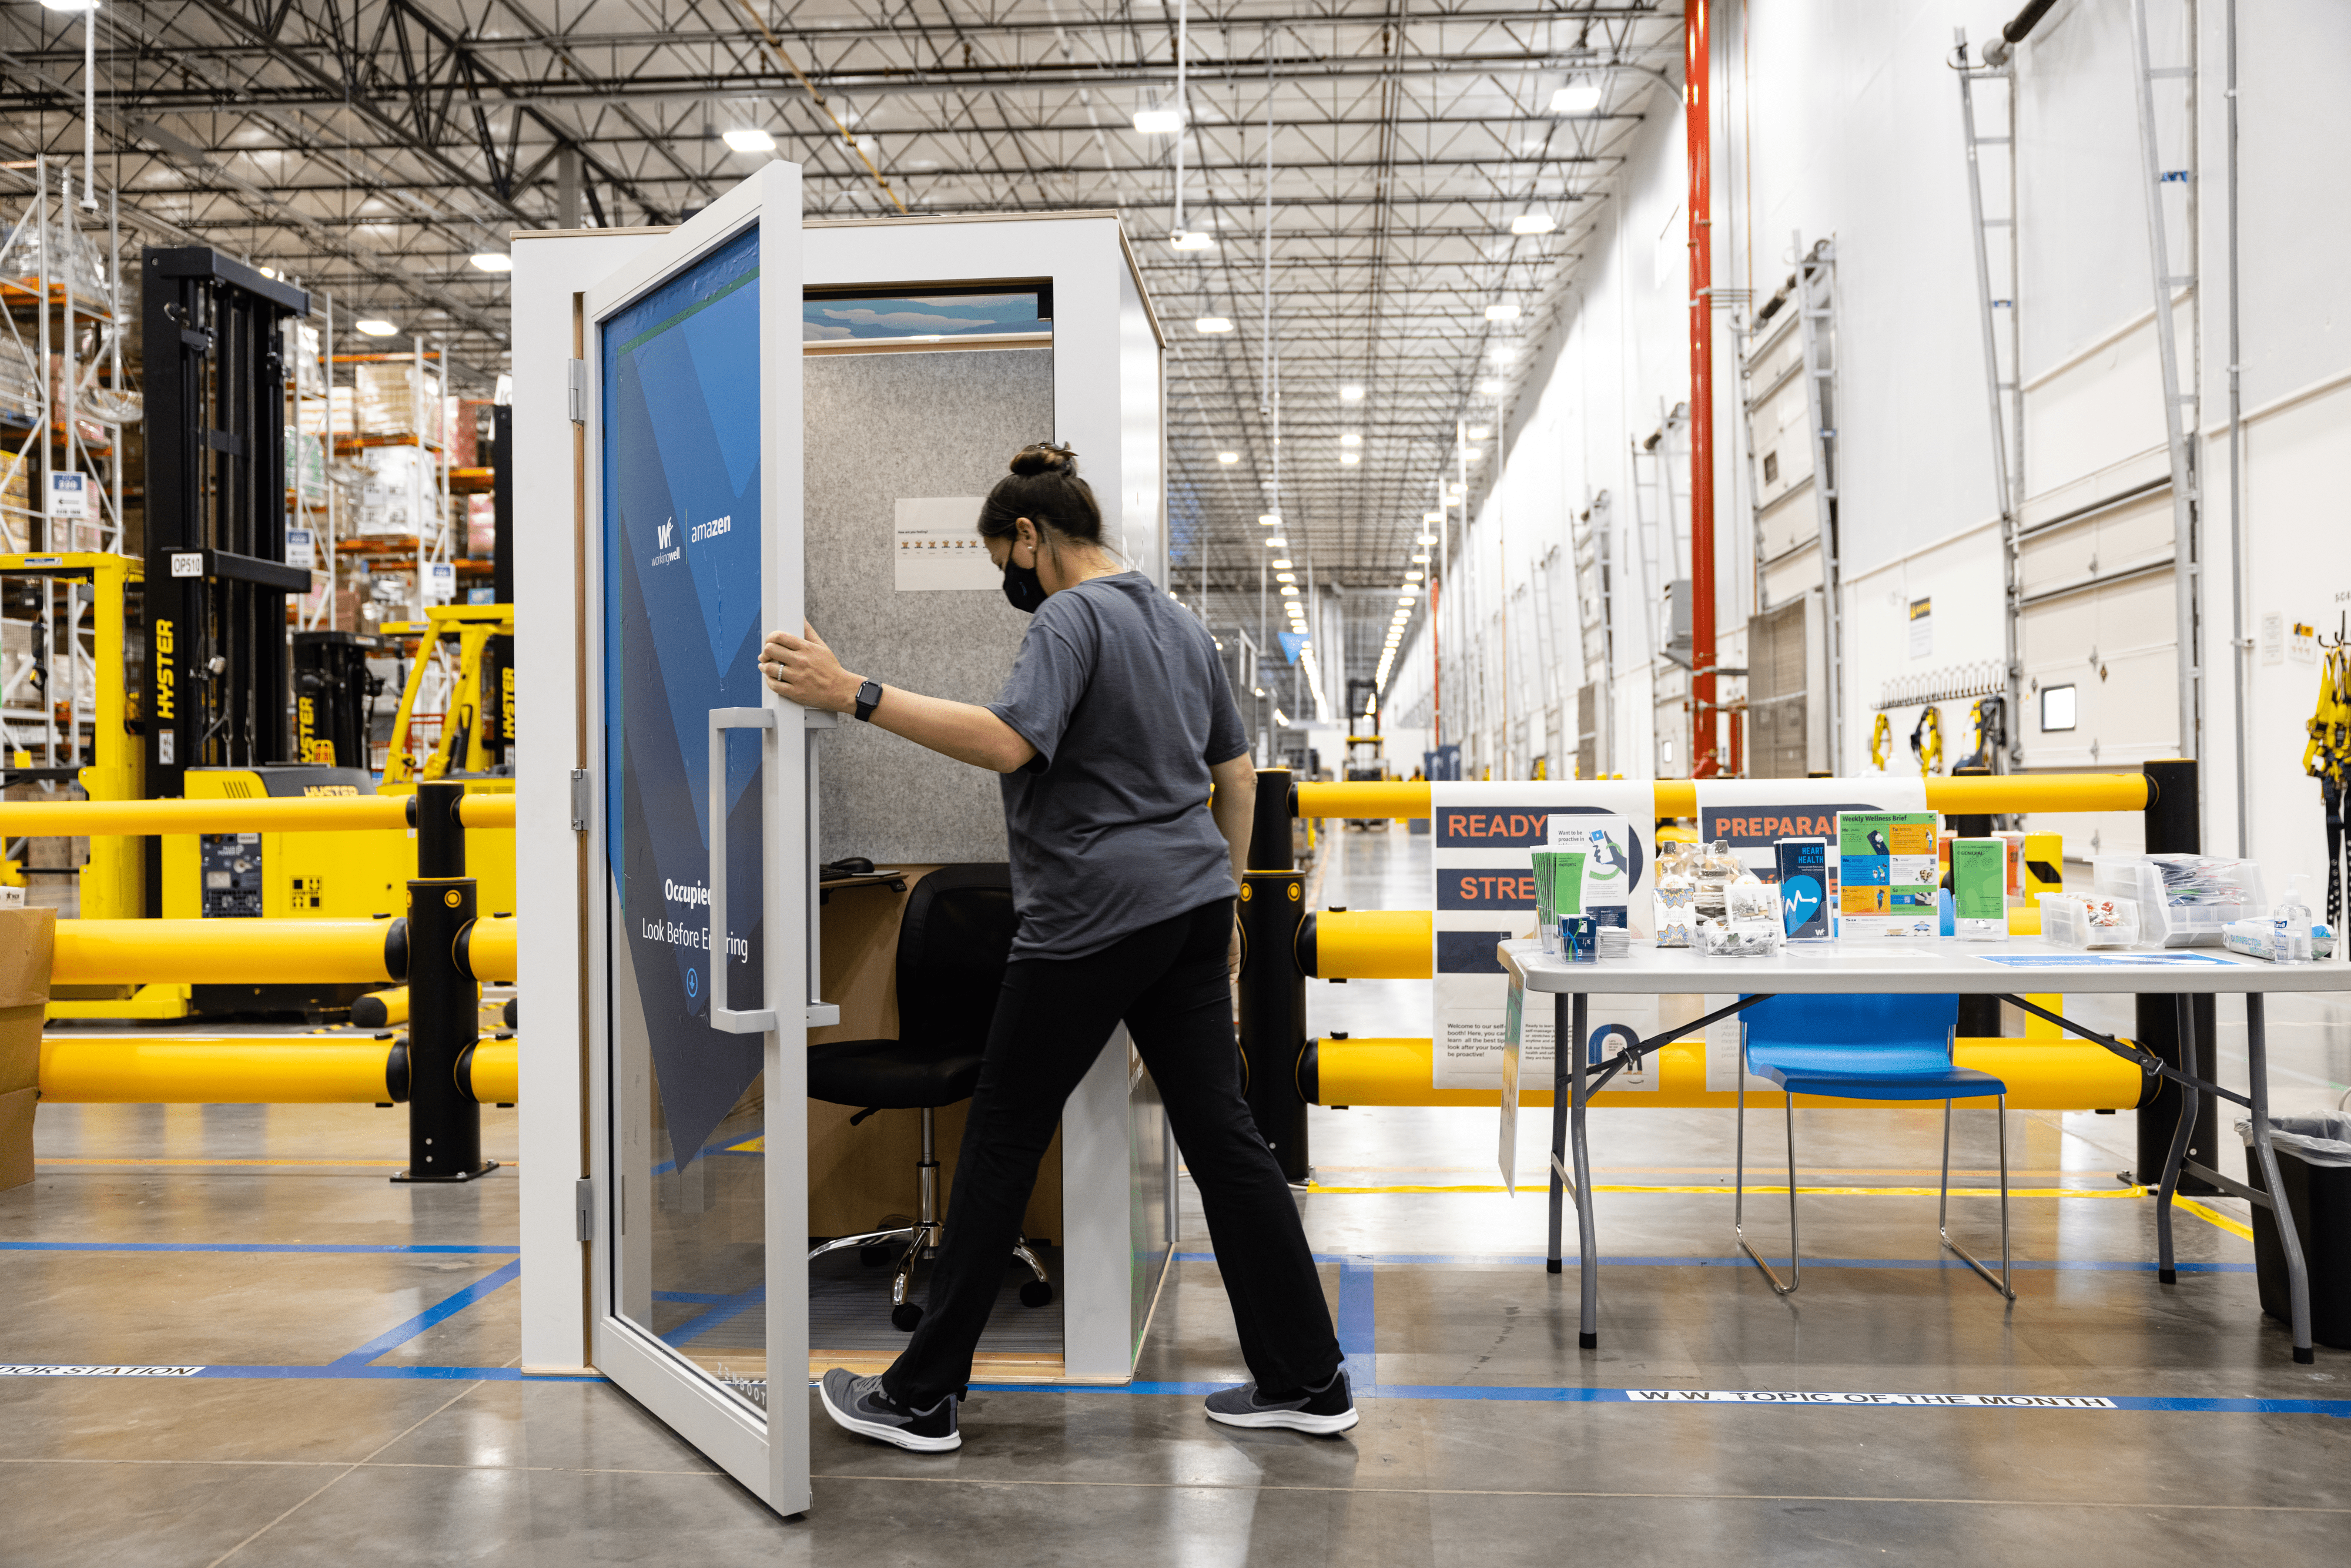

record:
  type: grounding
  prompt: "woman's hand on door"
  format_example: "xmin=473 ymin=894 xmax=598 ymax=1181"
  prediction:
xmin=760 ymin=623 xmax=859 ymax=712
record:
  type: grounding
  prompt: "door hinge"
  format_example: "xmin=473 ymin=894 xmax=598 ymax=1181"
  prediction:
xmin=570 ymin=768 xmax=590 ymax=831
xmin=567 ymin=359 xmax=587 ymax=424
xmin=575 ymin=1178 xmax=595 ymax=1242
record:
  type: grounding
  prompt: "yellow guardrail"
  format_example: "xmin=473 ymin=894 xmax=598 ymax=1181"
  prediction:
xmin=38 ymin=1037 xmax=399 ymax=1103
xmin=0 ymin=789 xmax=516 ymax=835
xmin=1309 ymin=1036 xmax=2145 ymax=1112
xmin=53 ymin=920 xmax=404 ymax=986
xmin=462 ymin=917 xmax=517 ymax=983
xmin=1291 ymin=772 xmax=2153 ymax=822
xmin=38 ymin=1033 xmax=521 ymax=1105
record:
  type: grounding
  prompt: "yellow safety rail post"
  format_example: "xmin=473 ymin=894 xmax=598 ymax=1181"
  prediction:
xmin=1235 ymin=768 xmax=1310 ymax=1181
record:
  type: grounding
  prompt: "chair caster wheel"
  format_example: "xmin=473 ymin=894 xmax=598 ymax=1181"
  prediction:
xmin=890 ymin=1302 xmax=923 ymax=1332
xmin=859 ymin=1245 xmax=893 ymax=1268
xmin=1018 ymin=1279 xmax=1054 ymax=1309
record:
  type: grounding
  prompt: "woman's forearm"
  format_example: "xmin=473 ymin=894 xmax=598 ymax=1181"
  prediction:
xmin=865 ymin=686 xmax=1036 ymax=773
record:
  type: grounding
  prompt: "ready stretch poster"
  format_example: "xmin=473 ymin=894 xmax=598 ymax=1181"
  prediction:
xmin=1430 ymin=781 xmax=1653 ymax=1090
xmin=602 ymin=224 xmax=770 ymax=1172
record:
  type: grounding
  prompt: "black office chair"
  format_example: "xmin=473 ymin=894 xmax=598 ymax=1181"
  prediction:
xmin=807 ymin=862 xmax=1053 ymax=1331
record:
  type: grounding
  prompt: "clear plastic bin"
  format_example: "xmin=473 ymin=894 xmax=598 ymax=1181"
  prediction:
xmin=2092 ymin=855 xmax=2265 ymax=947
xmin=2038 ymin=892 xmax=2140 ymax=950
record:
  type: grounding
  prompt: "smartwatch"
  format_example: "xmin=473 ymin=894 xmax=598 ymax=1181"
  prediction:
xmin=853 ymin=679 xmax=884 ymax=722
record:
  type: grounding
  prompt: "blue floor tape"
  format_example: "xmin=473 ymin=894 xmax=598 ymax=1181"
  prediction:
xmin=1 ymin=1241 xmax=519 ymax=1255
xmin=327 ymin=1259 xmax=522 ymax=1371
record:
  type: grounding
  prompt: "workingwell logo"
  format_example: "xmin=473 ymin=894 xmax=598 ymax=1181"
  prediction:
xmin=649 ymin=516 xmax=681 ymax=567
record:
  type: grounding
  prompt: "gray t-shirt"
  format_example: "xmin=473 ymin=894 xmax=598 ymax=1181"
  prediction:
xmin=985 ymin=571 xmax=1250 ymax=960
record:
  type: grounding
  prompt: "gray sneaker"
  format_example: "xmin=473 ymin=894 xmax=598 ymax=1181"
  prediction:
xmin=817 ymin=1368 xmax=962 ymax=1452
xmin=1204 ymin=1368 xmax=1359 ymax=1435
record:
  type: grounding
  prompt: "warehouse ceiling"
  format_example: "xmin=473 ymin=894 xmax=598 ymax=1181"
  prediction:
xmin=0 ymin=1 xmax=1683 ymax=695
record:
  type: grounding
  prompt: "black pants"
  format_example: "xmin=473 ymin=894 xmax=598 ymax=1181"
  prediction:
xmin=882 ymin=896 xmax=1341 ymax=1409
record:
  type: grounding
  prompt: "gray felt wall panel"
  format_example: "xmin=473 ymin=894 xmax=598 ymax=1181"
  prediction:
xmin=805 ymin=346 xmax=1051 ymax=865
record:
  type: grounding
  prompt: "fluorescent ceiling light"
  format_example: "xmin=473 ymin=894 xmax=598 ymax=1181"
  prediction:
xmin=469 ymin=252 xmax=513 ymax=273
xmin=1195 ymin=316 xmax=1234 ymax=334
xmin=1217 ymin=450 xmax=1240 ymax=464
xmin=1266 ymin=537 xmax=1287 ymax=548
xmin=1338 ymin=452 xmax=1360 ymax=465
xmin=722 ymin=128 xmax=776 ymax=153
xmin=1465 ymin=447 xmax=1485 ymax=462
xmin=1485 ymin=303 xmax=1522 ymax=322
xmin=1490 ymin=344 xmax=1521 ymax=362
xmin=1477 ymin=378 xmax=1506 ymax=396
xmin=1275 ymin=573 xmax=1297 ymax=584
xmin=1271 ymin=559 xmax=1293 ymax=569
xmin=1416 ymin=534 xmax=1438 ymax=545
xmin=1170 ymin=230 xmax=1217 ymax=252
xmin=39 ymin=0 xmax=95 ymax=11
xmin=1258 ymin=513 xmax=1281 ymax=526
xmin=1280 ymin=584 xmax=1299 ymax=596
xmin=1133 ymin=108 xmax=1184 ymax=134
xmin=1412 ymin=554 xmax=1430 ymax=564
xmin=1466 ymin=426 xmax=1492 ymax=441
xmin=1339 ymin=432 xmax=1362 ymax=447
xmin=1338 ymin=384 xmax=1365 ymax=402
xmin=1405 ymin=571 xmax=1424 ymax=582
xmin=1398 ymin=591 xmax=1419 ymax=602
xmin=355 ymin=319 xmax=399 ymax=337
xmin=1550 ymin=83 xmax=1604 ymax=115
xmin=1511 ymin=212 xmax=1558 ymax=237
xmin=1422 ymin=512 xmax=1443 ymax=525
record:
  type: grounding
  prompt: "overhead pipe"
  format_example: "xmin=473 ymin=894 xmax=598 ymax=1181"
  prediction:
xmin=1685 ymin=0 xmax=1720 ymax=777
xmin=1982 ymin=0 xmax=2062 ymax=68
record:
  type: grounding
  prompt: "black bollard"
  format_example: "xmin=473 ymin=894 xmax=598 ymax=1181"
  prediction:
xmin=393 ymin=780 xmax=495 ymax=1183
xmin=1237 ymin=768 xmax=1310 ymax=1182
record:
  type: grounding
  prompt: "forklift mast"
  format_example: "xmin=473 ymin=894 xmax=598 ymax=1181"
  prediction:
xmin=139 ymin=247 xmax=312 ymax=800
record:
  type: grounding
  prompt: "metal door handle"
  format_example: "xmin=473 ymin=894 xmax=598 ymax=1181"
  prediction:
xmin=708 ymin=706 xmax=776 ymax=1034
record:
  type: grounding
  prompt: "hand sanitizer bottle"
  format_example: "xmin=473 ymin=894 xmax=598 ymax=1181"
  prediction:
xmin=2273 ymin=876 xmax=2314 ymax=964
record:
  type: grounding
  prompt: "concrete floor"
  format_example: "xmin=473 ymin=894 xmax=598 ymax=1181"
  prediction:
xmin=6 ymin=826 xmax=2350 ymax=1564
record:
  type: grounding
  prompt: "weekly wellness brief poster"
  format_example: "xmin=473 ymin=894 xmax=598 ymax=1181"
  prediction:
xmin=602 ymin=225 xmax=771 ymax=1171
xmin=1428 ymin=782 xmax=1653 ymax=1090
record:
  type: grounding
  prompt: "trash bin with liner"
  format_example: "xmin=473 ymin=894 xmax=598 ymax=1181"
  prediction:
xmin=2237 ymin=1114 xmax=2351 ymax=1350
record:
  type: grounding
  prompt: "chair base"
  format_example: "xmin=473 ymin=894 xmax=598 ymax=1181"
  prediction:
xmin=1735 ymin=1076 xmax=2014 ymax=1303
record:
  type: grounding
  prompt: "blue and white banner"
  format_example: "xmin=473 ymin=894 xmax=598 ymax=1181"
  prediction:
xmin=602 ymin=224 xmax=770 ymax=1171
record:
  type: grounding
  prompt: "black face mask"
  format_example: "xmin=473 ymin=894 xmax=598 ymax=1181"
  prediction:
xmin=1001 ymin=558 xmax=1046 ymax=614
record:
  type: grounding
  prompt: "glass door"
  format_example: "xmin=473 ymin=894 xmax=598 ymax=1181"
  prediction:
xmin=584 ymin=163 xmax=810 ymax=1514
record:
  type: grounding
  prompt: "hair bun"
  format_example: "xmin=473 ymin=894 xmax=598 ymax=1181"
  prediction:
xmin=1009 ymin=443 xmax=1078 ymax=478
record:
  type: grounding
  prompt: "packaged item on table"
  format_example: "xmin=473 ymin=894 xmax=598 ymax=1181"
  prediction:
xmin=1773 ymin=837 xmax=1831 ymax=940
xmin=1951 ymin=837 xmax=2007 ymax=942
xmin=1692 ymin=839 xmax=1744 ymax=923
xmin=1595 ymin=926 xmax=1632 ymax=960
xmin=1837 ymin=811 xmax=1941 ymax=938
xmin=2223 ymin=918 xmax=2278 ymax=961
xmin=1561 ymin=913 xmax=1598 ymax=963
xmin=1716 ymin=876 xmax=1784 ymax=956
xmin=1653 ymin=839 xmax=1698 ymax=949
xmin=2038 ymin=892 xmax=2140 ymax=950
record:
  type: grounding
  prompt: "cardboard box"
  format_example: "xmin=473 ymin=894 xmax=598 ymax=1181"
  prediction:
xmin=0 ymin=1087 xmax=33 ymax=1191
xmin=0 ymin=908 xmax=55 ymax=1191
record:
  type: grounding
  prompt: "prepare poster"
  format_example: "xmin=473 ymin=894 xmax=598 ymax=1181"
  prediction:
xmin=1430 ymin=781 xmax=1652 ymax=1090
xmin=602 ymin=223 xmax=770 ymax=1171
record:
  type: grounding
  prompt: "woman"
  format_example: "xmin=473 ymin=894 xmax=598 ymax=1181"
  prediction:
xmin=759 ymin=443 xmax=1352 ymax=1453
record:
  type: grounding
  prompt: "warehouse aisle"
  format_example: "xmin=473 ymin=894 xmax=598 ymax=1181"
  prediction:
xmin=2 ymin=827 xmax=2347 ymax=1564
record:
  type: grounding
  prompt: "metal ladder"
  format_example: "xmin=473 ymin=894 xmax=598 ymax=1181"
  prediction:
xmin=2129 ymin=0 xmax=2203 ymax=764
xmin=1568 ymin=494 xmax=1613 ymax=775
xmin=1794 ymin=239 xmax=1846 ymax=775
xmin=1954 ymin=28 xmax=2027 ymax=768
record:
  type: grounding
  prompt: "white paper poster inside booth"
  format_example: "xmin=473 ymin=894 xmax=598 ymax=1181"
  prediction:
xmin=1430 ymin=782 xmax=1653 ymax=1090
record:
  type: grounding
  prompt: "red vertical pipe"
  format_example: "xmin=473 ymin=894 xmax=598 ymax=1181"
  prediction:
xmin=1685 ymin=0 xmax=1719 ymax=777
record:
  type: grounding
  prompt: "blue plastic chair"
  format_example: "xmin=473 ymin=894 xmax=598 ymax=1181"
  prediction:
xmin=1734 ymin=991 xmax=2013 ymax=1299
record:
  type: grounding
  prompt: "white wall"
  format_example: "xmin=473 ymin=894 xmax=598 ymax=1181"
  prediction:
xmin=1391 ymin=0 xmax=2351 ymax=884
